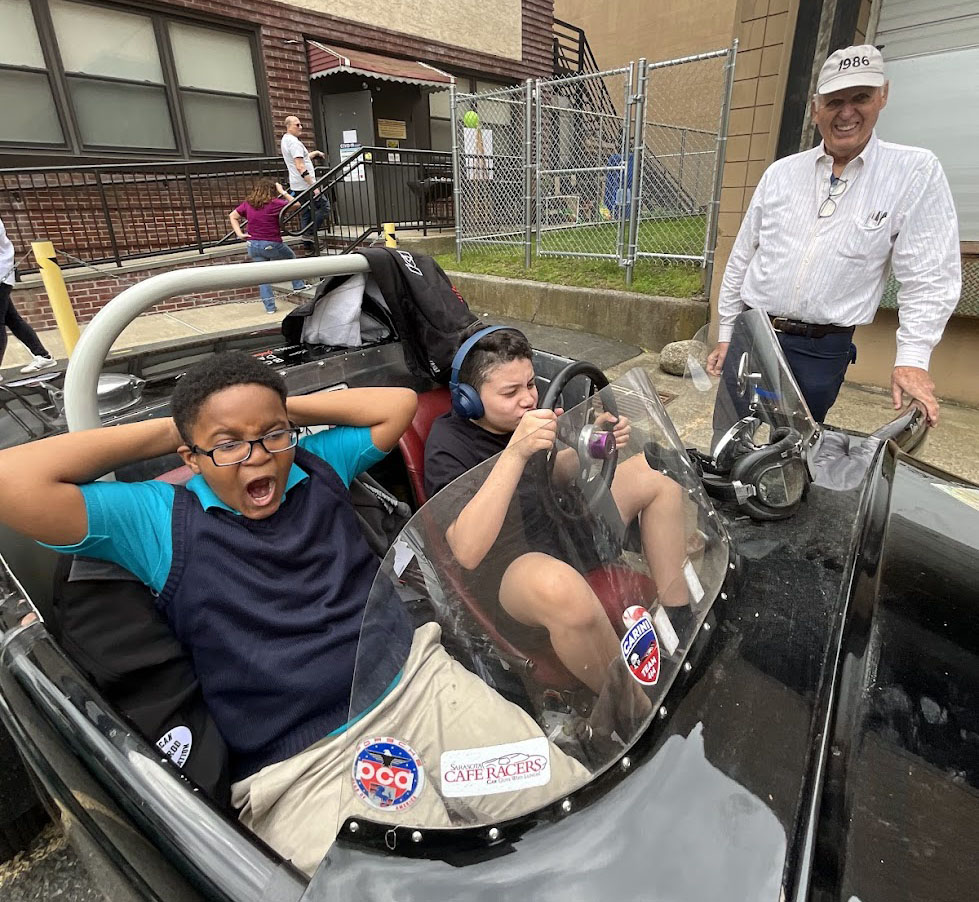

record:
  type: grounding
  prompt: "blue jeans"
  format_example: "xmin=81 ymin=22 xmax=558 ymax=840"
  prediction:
xmin=288 ymin=189 xmax=330 ymax=249
xmin=246 ymin=241 xmax=305 ymax=311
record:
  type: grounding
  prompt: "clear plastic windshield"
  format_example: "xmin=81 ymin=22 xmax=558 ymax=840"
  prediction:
xmin=334 ymin=368 xmax=730 ymax=839
xmin=667 ymin=309 xmax=820 ymax=466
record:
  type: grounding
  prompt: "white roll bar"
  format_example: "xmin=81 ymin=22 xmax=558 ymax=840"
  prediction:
xmin=64 ymin=255 xmax=371 ymax=432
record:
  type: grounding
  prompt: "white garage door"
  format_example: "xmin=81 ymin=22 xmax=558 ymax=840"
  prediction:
xmin=875 ymin=0 xmax=979 ymax=240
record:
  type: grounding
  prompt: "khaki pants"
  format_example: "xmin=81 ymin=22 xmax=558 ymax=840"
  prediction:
xmin=232 ymin=623 xmax=589 ymax=875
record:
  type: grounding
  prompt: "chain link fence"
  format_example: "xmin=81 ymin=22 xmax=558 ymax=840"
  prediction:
xmin=636 ymin=50 xmax=731 ymax=264
xmin=880 ymin=255 xmax=979 ymax=318
xmin=452 ymin=45 xmax=737 ymax=291
xmin=536 ymin=66 xmax=634 ymax=263
xmin=452 ymin=81 xmax=532 ymax=261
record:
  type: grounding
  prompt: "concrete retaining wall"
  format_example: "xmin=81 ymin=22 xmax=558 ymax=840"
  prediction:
xmin=447 ymin=272 xmax=709 ymax=351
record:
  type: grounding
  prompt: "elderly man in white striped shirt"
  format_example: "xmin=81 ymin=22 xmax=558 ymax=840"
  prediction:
xmin=707 ymin=44 xmax=960 ymax=426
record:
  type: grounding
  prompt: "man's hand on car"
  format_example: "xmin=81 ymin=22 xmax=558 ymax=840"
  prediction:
xmin=892 ymin=365 xmax=939 ymax=427
xmin=707 ymin=342 xmax=729 ymax=376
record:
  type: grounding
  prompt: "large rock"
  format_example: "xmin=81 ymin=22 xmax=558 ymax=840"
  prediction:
xmin=659 ymin=339 xmax=707 ymax=376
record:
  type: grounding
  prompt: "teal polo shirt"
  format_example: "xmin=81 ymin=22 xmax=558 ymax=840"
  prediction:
xmin=46 ymin=427 xmax=386 ymax=593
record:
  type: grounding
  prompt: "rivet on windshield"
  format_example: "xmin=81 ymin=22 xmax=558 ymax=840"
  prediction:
xmin=349 ymin=821 xmax=359 ymax=834
xmin=621 ymin=756 xmax=632 ymax=771
xmin=707 ymin=510 xmax=716 ymax=518
xmin=411 ymin=830 xmax=423 ymax=843
xmin=729 ymin=562 xmax=736 ymax=570
xmin=561 ymin=798 xmax=573 ymax=814
xmin=659 ymin=706 xmax=668 ymax=718
xmin=488 ymin=827 xmax=501 ymax=841
xmin=683 ymin=661 xmax=692 ymax=672
xmin=720 ymin=592 xmax=728 ymax=600
xmin=703 ymin=622 xmax=711 ymax=631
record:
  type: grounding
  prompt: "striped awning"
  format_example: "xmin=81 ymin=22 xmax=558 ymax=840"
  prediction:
xmin=307 ymin=41 xmax=454 ymax=88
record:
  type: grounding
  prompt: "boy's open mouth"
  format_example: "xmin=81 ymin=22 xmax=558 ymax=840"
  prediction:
xmin=245 ymin=476 xmax=277 ymax=507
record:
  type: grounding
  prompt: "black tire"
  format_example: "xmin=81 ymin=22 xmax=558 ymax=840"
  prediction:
xmin=0 ymin=724 xmax=49 ymax=862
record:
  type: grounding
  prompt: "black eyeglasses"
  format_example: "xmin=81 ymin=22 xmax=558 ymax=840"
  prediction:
xmin=192 ymin=427 xmax=300 ymax=467
xmin=818 ymin=176 xmax=848 ymax=218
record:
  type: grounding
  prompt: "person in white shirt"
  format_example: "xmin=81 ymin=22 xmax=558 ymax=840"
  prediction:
xmin=279 ymin=115 xmax=330 ymax=250
xmin=0 ymin=215 xmax=56 ymax=380
xmin=707 ymin=45 xmax=960 ymax=425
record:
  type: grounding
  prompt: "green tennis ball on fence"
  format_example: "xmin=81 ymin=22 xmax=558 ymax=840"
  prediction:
xmin=463 ymin=110 xmax=480 ymax=129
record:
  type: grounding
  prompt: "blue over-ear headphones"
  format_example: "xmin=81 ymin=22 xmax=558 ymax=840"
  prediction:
xmin=449 ymin=325 xmax=511 ymax=419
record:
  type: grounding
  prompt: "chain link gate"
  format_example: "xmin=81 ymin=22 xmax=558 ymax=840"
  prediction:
xmin=635 ymin=45 xmax=737 ymax=294
xmin=535 ymin=65 xmax=637 ymax=268
xmin=451 ymin=81 xmax=533 ymax=264
xmin=452 ymin=44 xmax=737 ymax=293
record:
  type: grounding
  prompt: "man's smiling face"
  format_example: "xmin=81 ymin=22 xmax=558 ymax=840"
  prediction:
xmin=812 ymin=83 xmax=888 ymax=164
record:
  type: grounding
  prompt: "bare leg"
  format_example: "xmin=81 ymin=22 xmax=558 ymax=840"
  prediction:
xmin=499 ymin=552 xmax=620 ymax=695
xmin=611 ymin=455 xmax=688 ymax=607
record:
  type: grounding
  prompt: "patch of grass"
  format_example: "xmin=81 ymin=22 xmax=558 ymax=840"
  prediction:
xmin=435 ymin=238 xmax=705 ymax=299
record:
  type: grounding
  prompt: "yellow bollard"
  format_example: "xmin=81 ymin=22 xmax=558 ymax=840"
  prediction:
xmin=382 ymin=222 xmax=398 ymax=248
xmin=32 ymin=241 xmax=80 ymax=356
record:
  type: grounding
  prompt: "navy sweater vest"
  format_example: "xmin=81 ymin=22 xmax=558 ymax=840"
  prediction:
xmin=158 ymin=447 xmax=402 ymax=781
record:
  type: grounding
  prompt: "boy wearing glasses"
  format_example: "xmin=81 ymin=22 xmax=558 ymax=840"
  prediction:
xmin=0 ymin=351 xmax=586 ymax=875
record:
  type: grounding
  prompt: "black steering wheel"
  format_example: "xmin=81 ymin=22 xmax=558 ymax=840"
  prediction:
xmin=536 ymin=361 xmax=619 ymax=519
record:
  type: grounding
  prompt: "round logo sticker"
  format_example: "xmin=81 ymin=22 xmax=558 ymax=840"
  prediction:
xmin=352 ymin=737 xmax=424 ymax=811
xmin=620 ymin=615 xmax=661 ymax=686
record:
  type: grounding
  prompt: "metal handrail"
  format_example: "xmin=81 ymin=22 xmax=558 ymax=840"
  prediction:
xmin=1 ymin=156 xmax=285 ymax=272
xmin=278 ymin=146 xmax=453 ymax=255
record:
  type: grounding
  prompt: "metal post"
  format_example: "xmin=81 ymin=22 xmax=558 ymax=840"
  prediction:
xmin=678 ymin=128 xmax=688 ymax=212
xmin=615 ymin=62 xmax=635 ymax=266
xmin=185 ymin=164 xmax=204 ymax=254
xmin=93 ymin=169 xmax=122 ymax=268
xmin=450 ymin=85 xmax=463 ymax=263
xmin=535 ymin=78 xmax=543 ymax=258
xmin=625 ymin=58 xmax=647 ymax=288
xmin=703 ymin=39 xmax=738 ymax=306
xmin=523 ymin=78 xmax=534 ymax=269
xmin=32 ymin=241 xmax=80 ymax=355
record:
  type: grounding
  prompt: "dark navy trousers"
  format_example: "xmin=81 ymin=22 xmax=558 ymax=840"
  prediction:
xmin=775 ymin=330 xmax=857 ymax=423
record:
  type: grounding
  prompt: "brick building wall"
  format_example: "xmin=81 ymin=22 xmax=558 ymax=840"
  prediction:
xmin=12 ymin=249 xmax=268 ymax=332
xmin=1 ymin=165 xmax=281 ymax=267
xmin=1 ymin=0 xmax=555 ymax=331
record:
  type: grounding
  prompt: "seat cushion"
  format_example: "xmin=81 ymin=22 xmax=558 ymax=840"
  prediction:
xmin=399 ymin=387 xmax=452 ymax=507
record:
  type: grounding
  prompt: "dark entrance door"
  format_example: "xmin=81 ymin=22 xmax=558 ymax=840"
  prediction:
xmin=321 ymin=89 xmax=376 ymax=233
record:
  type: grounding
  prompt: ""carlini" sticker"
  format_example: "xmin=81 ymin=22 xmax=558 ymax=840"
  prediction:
xmin=620 ymin=610 xmax=661 ymax=686
xmin=440 ymin=737 xmax=551 ymax=797
xmin=352 ymin=737 xmax=424 ymax=811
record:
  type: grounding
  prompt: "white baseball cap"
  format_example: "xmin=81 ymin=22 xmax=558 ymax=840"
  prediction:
xmin=816 ymin=45 xmax=885 ymax=95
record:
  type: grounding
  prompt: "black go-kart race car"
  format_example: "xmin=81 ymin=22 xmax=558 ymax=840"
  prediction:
xmin=1 ymin=254 xmax=976 ymax=902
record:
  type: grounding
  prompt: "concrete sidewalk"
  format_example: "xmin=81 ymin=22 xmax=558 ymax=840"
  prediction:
xmin=0 ymin=296 xmax=301 ymax=372
xmin=3 ymin=301 xmax=977 ymax=484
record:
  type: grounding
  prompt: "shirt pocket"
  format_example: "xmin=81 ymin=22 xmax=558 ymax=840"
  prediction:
xmin=838 ymin=217 xmax=892 ymax=262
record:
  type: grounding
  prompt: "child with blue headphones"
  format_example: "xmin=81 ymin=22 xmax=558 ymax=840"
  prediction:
xmin=424 ymin=326 xmax=688 ymax=698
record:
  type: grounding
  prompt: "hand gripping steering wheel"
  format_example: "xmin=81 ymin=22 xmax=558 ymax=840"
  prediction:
xmin=536 ymin=361 xmax=619 ymax=519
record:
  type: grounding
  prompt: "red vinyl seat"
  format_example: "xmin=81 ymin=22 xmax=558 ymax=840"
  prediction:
xmin=398 ymin=386 xmax=451 ymax=507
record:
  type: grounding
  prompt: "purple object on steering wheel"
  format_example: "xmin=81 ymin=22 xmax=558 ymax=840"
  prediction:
xmin=587 ymin=429 xmax=616 ymax=460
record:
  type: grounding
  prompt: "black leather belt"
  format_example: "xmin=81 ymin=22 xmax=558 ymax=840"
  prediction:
xmin=768 ymin=315 xmax=854 ymax=338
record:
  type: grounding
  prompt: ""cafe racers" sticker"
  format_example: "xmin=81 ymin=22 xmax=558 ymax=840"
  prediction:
xmin=440 ymin=737 xmax=551 ymax=798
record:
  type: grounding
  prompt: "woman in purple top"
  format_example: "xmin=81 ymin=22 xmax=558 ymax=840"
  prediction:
xmin=229 ymin=180 xmax=307 ymax=314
